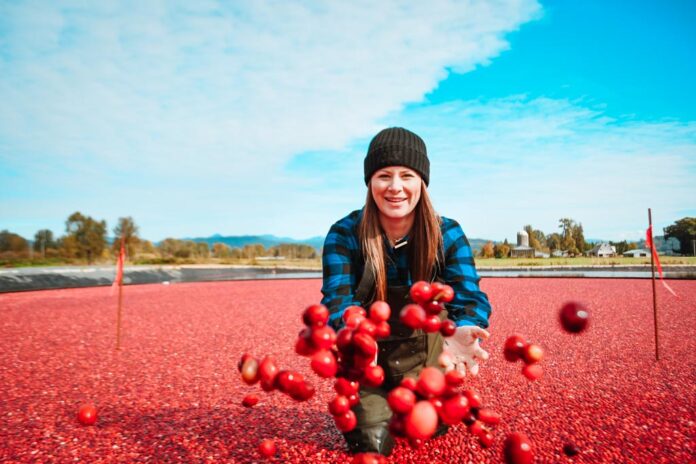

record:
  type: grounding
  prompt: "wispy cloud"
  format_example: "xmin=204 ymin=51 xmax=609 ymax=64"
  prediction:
xmin=0 ymin=0 xmax=541 ymax=239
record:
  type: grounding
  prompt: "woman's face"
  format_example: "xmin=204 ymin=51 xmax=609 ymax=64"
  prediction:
xmin=370 ymin=166 xmax=422 ymax=221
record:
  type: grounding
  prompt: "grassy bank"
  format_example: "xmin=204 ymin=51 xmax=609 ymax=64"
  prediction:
xmin=474 ymin=256 xmax=696 ymax=267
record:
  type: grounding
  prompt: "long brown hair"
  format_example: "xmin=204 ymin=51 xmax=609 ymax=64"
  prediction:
xmin=358 ymin=179 xmax=443 ymax=301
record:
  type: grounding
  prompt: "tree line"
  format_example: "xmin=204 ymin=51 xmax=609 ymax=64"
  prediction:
xmin=0 ymin=212 xmax=318 ymax=264
xmin=476 ymin=216 xmax=695 ymax=258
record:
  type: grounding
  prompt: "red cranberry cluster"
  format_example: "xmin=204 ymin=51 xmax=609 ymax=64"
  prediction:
xmin=237 ymin=353 xmax=315 ymax=402
xmin=386 ymin=366 xmax=502 ymax=449
xmin=295 ymin=302 xmax=395 ymax=432
xmin=503 ymin=334 xmax=545 ymax=381
xmin=399 ymin=281 xmax=457 ymax=335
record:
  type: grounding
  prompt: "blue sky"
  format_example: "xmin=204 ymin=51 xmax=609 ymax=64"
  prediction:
xmin=1 ymin=0 xmax=694 ymax=243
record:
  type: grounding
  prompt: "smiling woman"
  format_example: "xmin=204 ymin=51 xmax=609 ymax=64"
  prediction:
xmin=320 ymin=127 xmax=492 ymax=456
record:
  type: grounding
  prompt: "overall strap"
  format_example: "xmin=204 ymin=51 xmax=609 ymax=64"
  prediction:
xmin=354 ymin=263 xmax=376 ymax=308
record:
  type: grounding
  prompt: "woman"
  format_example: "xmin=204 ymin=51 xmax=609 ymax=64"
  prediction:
xmin=321 ymin=127 xmax=492 ymax=455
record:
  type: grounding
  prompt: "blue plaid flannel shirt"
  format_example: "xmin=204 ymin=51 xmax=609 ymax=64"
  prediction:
xmin=320 ymin=209 xmax=491 ymax=329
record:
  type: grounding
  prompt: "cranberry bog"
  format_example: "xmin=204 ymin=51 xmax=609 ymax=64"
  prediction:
xmin=1 ymin=278 xmax=694 ymax=463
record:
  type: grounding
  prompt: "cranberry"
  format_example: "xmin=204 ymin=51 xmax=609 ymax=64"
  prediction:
xmin=258 ymin=356 xmax=279 ymax=386
xmin=504 ymin=432 xmax=534 ymax=464
xmin=424 ymin=300 xmax=444 ymax=315
xmin=416 ymin=367 xmax=446 ymax=399
xmin=275 ymin=370 xmax=301 ymax=393
xmin=352 ymin=333 xmax=378 ymax=358
xmin=374 ymin=321 xmax=391 ymax=339
xmin=400 ymin=376 xmax=418 ymax=391
xmin=468 ymin=420 xmax=484 ymax=437
xmin=400 ymin=304 xmax=426 ymax=330
xmin=559 ymin=301 xmax=590 ymax=333
xmin=328 ymin=395 xmax=351 ymax=416
xmin=240 ymin=357 xmax=260 ymax=385
xmin=404 ymin=401 xmax=438 ymax=440
xmin=334 ymin=410 xmax=357 ymax=432
xmin=362 ymin=364 xmax=385 ymax=388
xmin=335 ymin=378 xmax=360 ymax=396
xmin=445 ymin=369 xmax=465 ymax=386
xmin=77 ymin=404 xmax=97 ymax=426
xmin=387 ymin=386 xmax=416 ymax=414
xmin=462 ymin=411 xmax=476 ymax=426
xmin=242 ymin=394 xmax=259 ymax=408
xmin=357 ymin=319 xmax=377 ymax=337
xmin=462 ymin=389 xmax=483 ymax=408
xmin=237 ymin=353 xmax=253 ymax=372
xmin=336 ymin=327 xmax=354 ymax=353
xmin=289 ymin=380 xmax=315 ymax=401
xmin=369 ymin=301 xmax=391 ymax=322
xmin=409 ymin=281 xmax=433 ymax=304
xmin=346 ymin=393 xmax=360 ymax=407
xmin=389 ymin=414 xmax=407 ymax=437
xmin=522 ymin=343 xmax=544 ymax=364
xmin=422 ymin=314 xmax=442 ymax=333
xmin=302 ymin=303 xmax=329 ymax=327
xmin=434 ymin=284 xmax=454 ymax=303
xmin=258 ymin=439 xmax=277 ymax=458
xmin=440 ymin=319 xmax=457 ymax=337
xmin=352 ymin=452 xmax=387 ymax=464
xmin=477 ymin=408 xmax=501 ymax=426
xmin=503 ymin=335 xmax=527 ymax=362
xmin=311 ymin=326 xmax=337 ymax=350
xmin=522 ymin=363 xmax=543 ymax=381
xmin=310 ymin=349 xmax=338 ymax=378
xmin=479 ymin=430 xmax=494 ymax=448
xmin=344 ymin=305 xmax=367 ymax=320
xmin=440 ymin=393 xmax=469 ymax=425
xmin=295 ymin=335 xmax=316 ymax=357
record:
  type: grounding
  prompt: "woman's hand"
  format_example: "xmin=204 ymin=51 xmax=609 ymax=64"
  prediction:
xmin=441 ymin=325 xmax=490 ymax=376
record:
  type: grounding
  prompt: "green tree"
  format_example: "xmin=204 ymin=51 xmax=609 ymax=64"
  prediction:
xmin=572 ymin=223 xmax=588 ymax=254
xmin=546 ymin=233 xmax=562 ymax=253
xmin=112 ymin=217 xmax=140 ymax=259
xmin=663 ymin=217 xmax=696 ymax=255
xmin=65 ymin=212 xmax=107 ymax=264
xmin=195 ymin=242 xmax=210 ymax=259
xmin=33 ymin=229 xmax=57 ymax=256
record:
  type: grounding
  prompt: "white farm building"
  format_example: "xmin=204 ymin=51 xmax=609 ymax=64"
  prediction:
xmin=589 ymin=243 xmax=616 ymax=257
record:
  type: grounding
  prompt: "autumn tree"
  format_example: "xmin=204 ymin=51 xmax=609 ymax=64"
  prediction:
xmin=480 ymin=241 xmax=494 ymax=258
xmin=212 ymin=243 xmax=232 ymax=258
xmin=664 ymin=217 xmax=696 ymax=255
xmin=64 ymin=212 xmax=107 ymax=264
xmin=494 ymin=240 xmax=510 ymax=258
xmin=0 ymin=230 xmax=28 ymax=258
xmin=33 ymin=229 xmax=57 ymax=257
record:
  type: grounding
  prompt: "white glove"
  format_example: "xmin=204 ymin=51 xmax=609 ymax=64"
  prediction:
xmin=441 ymin=325 xmax=490 ymax=376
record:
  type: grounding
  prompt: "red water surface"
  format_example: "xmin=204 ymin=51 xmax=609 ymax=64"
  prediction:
xmin=1 ymin=279 xmax=694 ymax=463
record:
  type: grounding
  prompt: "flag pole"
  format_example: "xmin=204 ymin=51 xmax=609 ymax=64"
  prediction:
xmin=648 ymin=208 xmax=659 ymax=361
xmin=116 ymin=235 xmax=125 ymax=351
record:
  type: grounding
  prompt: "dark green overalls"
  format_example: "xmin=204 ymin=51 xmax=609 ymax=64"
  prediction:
xmin=343 ymin=265 xmax=446 ymax=455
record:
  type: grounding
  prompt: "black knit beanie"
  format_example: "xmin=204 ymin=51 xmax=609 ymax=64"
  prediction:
xmin=364 ymin=127 xmax=430 ymax=186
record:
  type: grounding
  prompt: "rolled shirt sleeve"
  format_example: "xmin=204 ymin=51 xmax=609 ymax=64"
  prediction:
xmin=441 ymin=218 xmax=492 ymax=329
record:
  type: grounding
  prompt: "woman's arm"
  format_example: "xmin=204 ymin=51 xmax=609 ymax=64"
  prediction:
xmin=441 ymin=219 xmax=492 ymax=329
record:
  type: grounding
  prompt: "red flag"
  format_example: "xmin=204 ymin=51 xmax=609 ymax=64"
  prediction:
xmin=112 ymin=238 xmax=125 ymax=288
xmin=646 ymin=226 xmax=676 ymax=297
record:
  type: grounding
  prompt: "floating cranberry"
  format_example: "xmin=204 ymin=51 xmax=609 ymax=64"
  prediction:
xmin=289 ymin=380 xmax=315 ymax=401
xmin=369 ymin=301 xmax=391 ymax=322
xmin=357 ymin=319 xmax=377 ymax=337
xmin=77 ymin=404 xmax=97 ymax=426
xmin=440 ymin=393 xmax=469 ymax=425
xmin=462 ymin=389 xmax=483 ymax=409
xmin=389 ymin=414 xmax=406 ymax=437
xmin=275 ymin=370 xmax=301 ymax=393
xmin=400 ymin=376 xmax=418 ymax=391
xmin=362 ymin=364 xmax=384 ymax=388
xmin=335 ymin=378 xmax=359 ymax=396
xmin=310 ymin=349 xmax=338 ymax=378
xmin=504 ymin=432 xmax=534 ymax=464
xmin=468 ymin=420 xmax=484 ymax=437
xmin=295 ymin=335 xmax=316 ymax=357
xmin=404 ymin=400 xmax=438 ymax=440
xmin=258 ymin=439 xmax=277 ymax=458
xmin=440 ymin=319 xmax=457 ymax=337
xmin=409 ymin=281 xmax=433 ymax=304
xmin=479 ymin=430 xmax=495 ymax=448
xmin=328 ymin=395 xmax=351 ymax=416
xmin=477 ymin=408 xmax=501 ymax=426
xmin=334 ymin=410 xmax=357 ymax=432
xmin=416 ymin=367 xmax=446 ymax=398
xmin=311 ymin=326 xmax=337 ymax=350
xmin=237 ymin=353 xmax=253 ymax=372
xmin=522 ymin=344 xmax=544 ymax=365
xmin=424 ymin=300 xmax=444 ymax=315
xmin=445 ymin=369 xmax=465 ymax=386
xmin=522 ymin=363 xmax=543 ymax=381
xmin=387 ymin=386 xmax=416 ymax=414
xmin=400 ymin=304 xmax=426 ymax=330
xmin=559 ymin=301 xmax=590 ymax=333
xmin=336 ymin=327 xmax=354 ymax=353
xmin=303 ymin=303 xmax=329 ymax=327
xmin=346 ymin=393 xmax=360 ymax=407
xmin=353 ymin=333 xmax=378 ymax=358
xmin=375 ymin=321 xmax=391 ymax=339
xmin=422 ymin=314 xmax=442 ymax=333
xmin=242 ymin=394 xmax=259 ymax=407
xmin=433 ymin=284 xmax=454 ymax=303
xmin=258 ymin=356 xmax=279 ymax=386
xmin=240 ymin=357 xmax=260 ymax=385
xmin=504 ymin=335 xmax=527 ymax=362
xmin=352 ymin=452 xmax=387 ymax=464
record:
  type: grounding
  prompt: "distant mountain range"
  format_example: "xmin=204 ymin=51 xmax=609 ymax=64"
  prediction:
xmin=182 ymin=234 xmax=491 ymax=253
xmin=185 ymin=234 xmax=326 ymax=251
